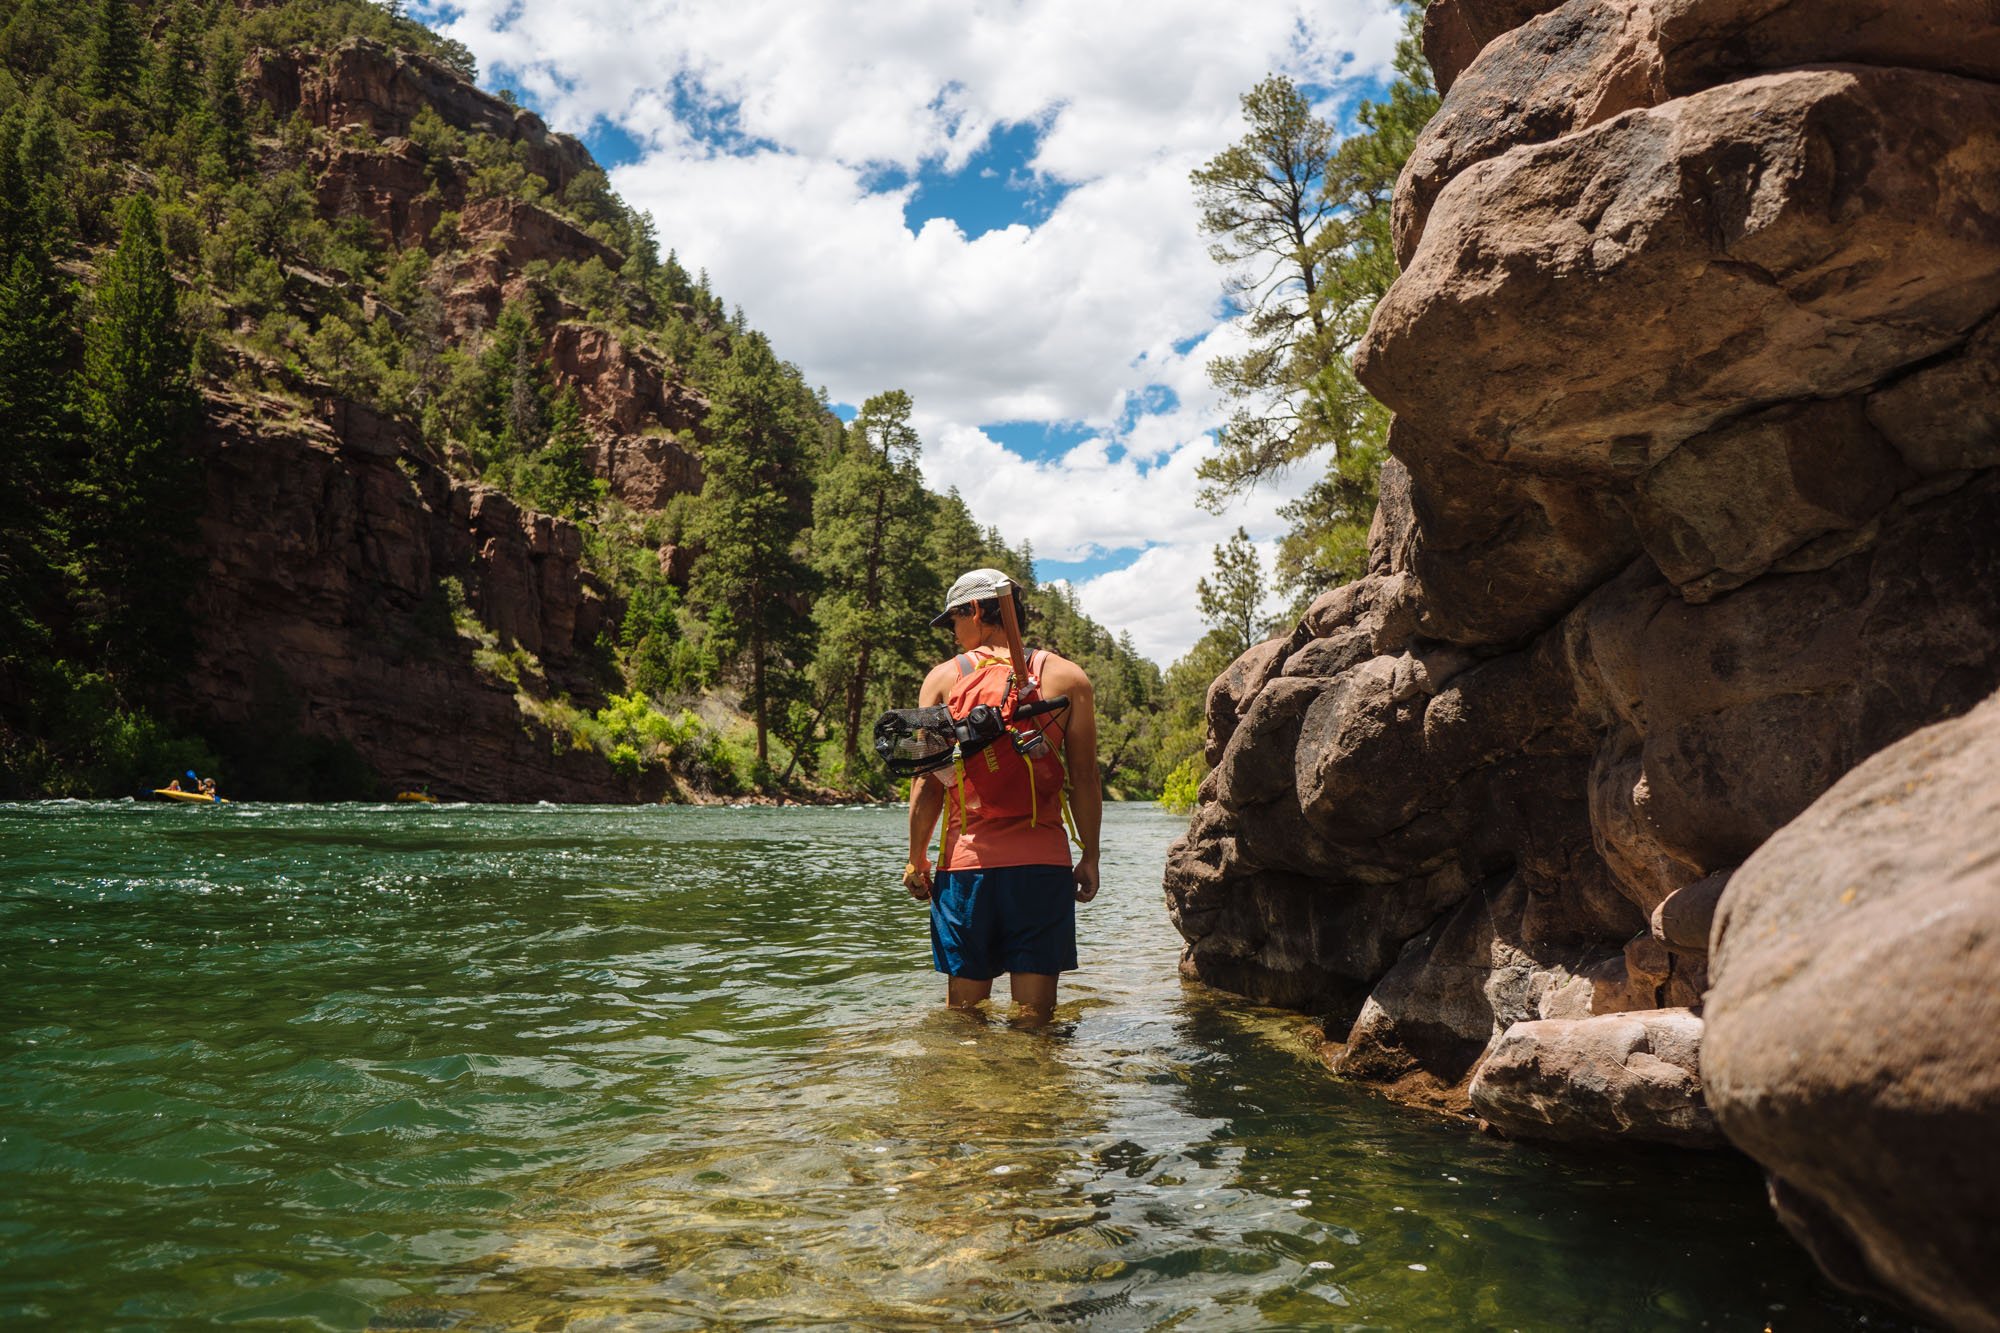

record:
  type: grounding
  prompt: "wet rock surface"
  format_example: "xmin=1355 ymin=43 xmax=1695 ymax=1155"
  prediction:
xmin=1168 ymin=0 xmax=2000 ymax=1316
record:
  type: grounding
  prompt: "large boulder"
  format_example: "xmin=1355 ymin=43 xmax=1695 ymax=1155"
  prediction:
xmin=1469 ymin=1009 xmax=1723 ymax=1147
xmin=1399 ymin=0 xmax=2000 ymax=263
xmin=1361 ymin=67 xmax=2000 ymax=470
xmin=1421 ymin=0 xmax=1566 ymax=94
xmin=1705 ymin=691 xmax=2000 ymax=1331
xmin=1170 ymin=0 xmax=2000 ymax=1320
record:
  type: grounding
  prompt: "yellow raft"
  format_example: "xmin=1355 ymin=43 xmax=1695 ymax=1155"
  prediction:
xmin=395 ymin=791 xmax=438 ymax=803
xmin=153 ymin=788 xmax=228 ymax=804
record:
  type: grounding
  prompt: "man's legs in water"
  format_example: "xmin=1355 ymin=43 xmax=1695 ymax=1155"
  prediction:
xmin=1009 ymin=972 xmax=1056 ymax=1025
xmin=947 ymin=976 xmax=992 ymax=1011
xmin=946 ymin=973 xmax=1055 ymax=1023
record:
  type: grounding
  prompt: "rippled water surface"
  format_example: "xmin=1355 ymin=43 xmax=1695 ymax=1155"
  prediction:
xmin=1 ymin=802 xmax=1902 ymax=1330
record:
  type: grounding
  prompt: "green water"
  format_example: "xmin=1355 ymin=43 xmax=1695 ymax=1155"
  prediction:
xmin=0 ymin=802 xmax=1904 ymax=1331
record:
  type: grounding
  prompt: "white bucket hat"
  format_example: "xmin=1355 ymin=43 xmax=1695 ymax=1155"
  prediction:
xmin=929 ymin=568 xmax=1015 ymax=627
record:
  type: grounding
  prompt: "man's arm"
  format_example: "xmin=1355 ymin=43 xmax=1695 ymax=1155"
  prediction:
xmin=1045 ymin=657 xmax=1101 ymax=903
xmin=901 ymin=661 xmax=956 ymax=901
xmin=905 ymin=774 xmax=944 ymax=900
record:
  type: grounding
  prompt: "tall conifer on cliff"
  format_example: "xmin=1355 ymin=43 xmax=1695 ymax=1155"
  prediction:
xmin=0 ymin=102 xmax=77 ymax=706
xmin=808 ymin=389 xmax=941 ymax=781
xmin=687 ymin=333 xmax=817 ymax=770
xmin=80 ymin=195 xmax=200 ymax=688
xmin=0 ymin=233 xmax=74 ymax=700
xmin=85 ymin=0 xmax=143 ymax=103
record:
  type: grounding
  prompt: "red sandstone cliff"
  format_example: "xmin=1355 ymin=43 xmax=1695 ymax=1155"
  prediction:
xmin=179 ymin=37 xmax=711 ymax=800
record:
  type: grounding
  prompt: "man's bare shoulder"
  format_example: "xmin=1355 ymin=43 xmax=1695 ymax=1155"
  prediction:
xmin=918 ymin=656 xmax=962 ymax=705
xmin=1036 ymin=650 xmax=1093 ymax=693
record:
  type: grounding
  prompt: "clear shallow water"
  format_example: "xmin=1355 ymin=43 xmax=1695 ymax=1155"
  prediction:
xmin=0 ymin=801 xmax=1906 ymax=1331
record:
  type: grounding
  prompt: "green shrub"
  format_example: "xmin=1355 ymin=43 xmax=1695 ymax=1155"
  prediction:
xmin=1160 ymin=753 xmax=1205 ymax=813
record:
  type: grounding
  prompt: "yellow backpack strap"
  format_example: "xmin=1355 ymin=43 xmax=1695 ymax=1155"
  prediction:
xmin=938 ymin=757 xmax=964 ymax=868
xmin=1026 ymin=747 xmax=1038 ymax=828
xmin=1050 ymin=747 xmax=1084 ymax=850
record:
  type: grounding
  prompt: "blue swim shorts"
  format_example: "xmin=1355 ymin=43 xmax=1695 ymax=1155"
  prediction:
xmin=929 ymin=864 xmax=1079 ymax=980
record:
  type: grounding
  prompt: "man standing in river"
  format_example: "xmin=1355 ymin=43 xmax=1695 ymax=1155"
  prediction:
xmin=901 ymin=569 xmax=1102 ymax=1024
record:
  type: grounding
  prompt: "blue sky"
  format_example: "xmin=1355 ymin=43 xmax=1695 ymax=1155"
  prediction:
xmin=417 ymin=0 xmax=1411 ymax=660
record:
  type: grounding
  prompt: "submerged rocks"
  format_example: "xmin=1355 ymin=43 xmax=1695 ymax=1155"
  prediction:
xmin=1705 ymin=693 xmax=2000 ymax=1331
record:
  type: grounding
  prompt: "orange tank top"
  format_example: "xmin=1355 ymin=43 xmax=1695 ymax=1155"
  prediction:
xmin=938 ymin=649 xmax=1073 ymax=872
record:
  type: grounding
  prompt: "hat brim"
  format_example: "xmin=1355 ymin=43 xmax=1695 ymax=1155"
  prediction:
xmin=928 ymin=608 xmax=957 ymax=629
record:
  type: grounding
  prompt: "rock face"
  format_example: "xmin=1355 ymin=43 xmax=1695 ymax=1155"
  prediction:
xmin=253 ymin=38 xmax=592 ymax=193
xmin=174 ymin=36 xmax=721 ymax=799
xmin=1704 ymin=694 xmax=2000 ymax=1331
xmin=187 ymin=394 xmax=653 ymax=803
xmin=1167 ymin=0 xmax=2000 ymax=1273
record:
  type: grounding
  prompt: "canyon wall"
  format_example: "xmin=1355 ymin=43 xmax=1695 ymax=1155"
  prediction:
xmin=1167 ymin=0 xmax=2000 ymax=1321
xmin=177 ymin=39 xmax=711 ymax=799
xmin=185 ymin=390 xmax=655 ymax=803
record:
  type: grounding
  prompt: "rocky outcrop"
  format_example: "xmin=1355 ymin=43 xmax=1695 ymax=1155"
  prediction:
xmin=1705 ymin=693 xmax=2000 ymax=1331
xmin=252 ymin=38 xmax=592 ymax=194
xmin=186 ymin=391 xmax=650 ymax=803
xmin=1402 ymin=0 xmax=2000 ymax=265
xmin=1170 ymin=0 xmax=2000 ymax=1200
xmin=174 ymin=28 xmax=733 ymax=801
xmin=459 ymin=196 xmax=624 ymax=272
xmin=315 ymin=140 xmax=439 ymax=251
xmin=545 ymin=322 xmax=709 ymax=510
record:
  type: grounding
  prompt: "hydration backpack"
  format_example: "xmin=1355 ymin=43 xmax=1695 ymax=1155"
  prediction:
xmin=938 ymin=648 xmax=1072 ymax=843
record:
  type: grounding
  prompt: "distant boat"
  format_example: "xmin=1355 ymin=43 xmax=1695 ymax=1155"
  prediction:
xmin=153 ymin=788 xmax=228 ymax=804
xmin=395 ymin=791 xmax=439 ymax=803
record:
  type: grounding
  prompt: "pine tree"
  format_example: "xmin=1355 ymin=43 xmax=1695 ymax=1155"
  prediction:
xmin=0 ymin=96 xmax=77 ymax=710
xmin=1197 ymin=528 xmax=1268 ymax=659
xmin=0 ymin=243 xmax=75 ymax=701
xmin=534 ymin=386 xmax=600 ymax=520
xmin=687 ymin=334 xmax=818 ymax=770
xmin=1274 ymin=7 xmax=1437 ymax=602
xmin=1193 ymin=3 xmax=1439 ymax=607
xmin=79 ymin=195 xmax=200 ymax=688
xmin=203 ymin=32 xmax=251 ymax=179
xmin=1190 ymin=75 xmax=1336 ymax=499
xmin=808 ymin=389 xmax=942 ymax=781
xmin=0 ymin=108 xmax=27 ymax=254
xmin=85 ymin=0 xmax=143 ymax=104
xmin=149 ymin=6 xmax=206 ymax=132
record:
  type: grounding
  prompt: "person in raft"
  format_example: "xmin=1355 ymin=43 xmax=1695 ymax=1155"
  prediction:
xmin=902 ymin=568 xmax=1102 ymax=1023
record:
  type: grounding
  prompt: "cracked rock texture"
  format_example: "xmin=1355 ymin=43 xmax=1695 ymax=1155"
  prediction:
xmin=1167 ymin=1 xmax=2000 ymax=1321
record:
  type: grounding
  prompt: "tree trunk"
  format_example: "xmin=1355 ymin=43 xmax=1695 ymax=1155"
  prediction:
xmin=842 ymin=484 xmax=890 ymax=773
xmin=751 ymin=586 xmax=768 ymax=767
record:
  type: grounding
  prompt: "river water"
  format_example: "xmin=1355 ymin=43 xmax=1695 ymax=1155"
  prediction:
xmin=1 ymin=802 xmax=1904 ymax=1330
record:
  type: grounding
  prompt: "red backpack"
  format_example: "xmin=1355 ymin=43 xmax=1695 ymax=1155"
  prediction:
xmin=942 ymin=648 xmax=1069 ymax=830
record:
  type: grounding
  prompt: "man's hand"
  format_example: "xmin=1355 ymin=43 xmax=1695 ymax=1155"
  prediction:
xmin=903 ymin=859 xmax=934 ymax=902
xmin=1073 ymin=854 xmax=1099 ymax=904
